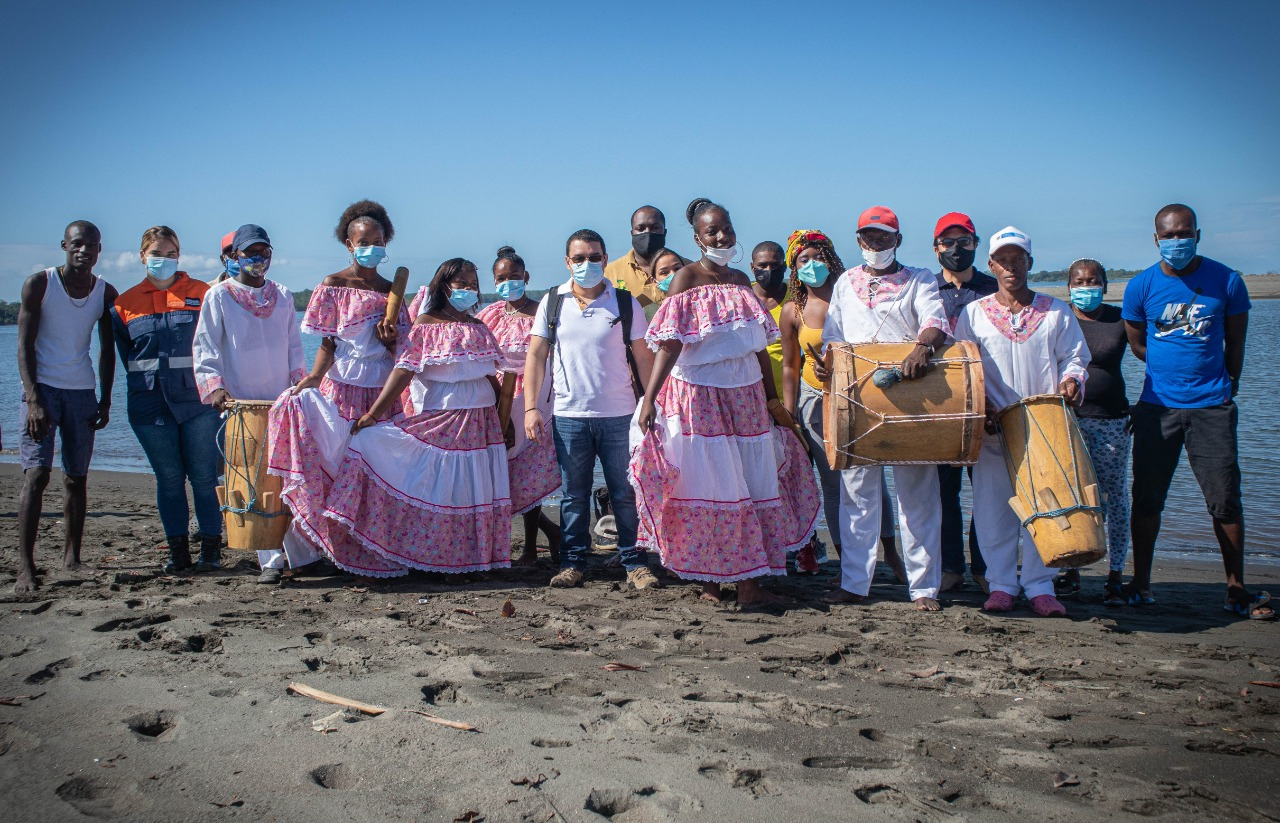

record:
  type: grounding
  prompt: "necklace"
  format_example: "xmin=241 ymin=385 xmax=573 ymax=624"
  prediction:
xmin=504 ymin=296 xmax=530 ymax=315
xmin=697 ymin=260 xmax=728 ymax=284
xmin=58 ymin=268 xmax=94 ymax=308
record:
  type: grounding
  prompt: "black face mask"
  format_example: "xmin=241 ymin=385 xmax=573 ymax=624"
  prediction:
xmin=753 ymin=265 xmax=786 ymax=291
xmin=938 ymin=246 xmax=977 ymax=274
xmin=632 ymin=231 xmax=666 ymax=258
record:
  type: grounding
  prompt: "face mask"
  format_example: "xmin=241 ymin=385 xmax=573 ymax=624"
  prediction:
xmin=702 ymin=244 xmax=737 ymax=267
xmin=1158 ymin=237 xmax=1197 ymax=270
xmin=224 ymin=257 xmax=240 ymax=277
xmin=632 ymin=231 xmax=666 ymax=258
xmin=1070 ymin=286 xmax=1105 ymax=312
xmin=449 ymin=288 xmax=479 ymax=312
xmin=571 ymin=260 xmax=605 ymax=288
xmin=753 ymin=266 xmax=785 ymax=291
xmin=496 ymin=279 xmax=526 ymax=301
xmin=861 ymin=244 xmax=896 ymax=270
xmin=938 ymin=246 xmax=976 ymax=274
xmin=145 ymin=256 xmax=178 ymax=282
xmin=797 ymin=260 xmax=830 ymax=287
xmin=239 ymin=255 xmax=270 ymax=279
xmin=352 ymin=245 xmax=387 ymax=268
xmin=657 ymin=273 xmax=676 ymax=293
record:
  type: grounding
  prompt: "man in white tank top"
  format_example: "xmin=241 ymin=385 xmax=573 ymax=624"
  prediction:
xmin=15 ymin=221 xmax=119 ymax=593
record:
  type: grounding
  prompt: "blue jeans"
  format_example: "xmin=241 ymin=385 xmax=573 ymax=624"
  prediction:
xmin=938 ymin=464 xmax=984 ymax=576
xmin=552 ymin=414 xmax=646 ymax=572
xmin=131 ymin=406 xmax=222 ymax=539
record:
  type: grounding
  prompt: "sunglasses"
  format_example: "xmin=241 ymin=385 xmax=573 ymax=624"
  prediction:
xmin=568 ymin=253 xmax=604 ymax=264
xmin=935 ymin=236 xmax=978 ymax=251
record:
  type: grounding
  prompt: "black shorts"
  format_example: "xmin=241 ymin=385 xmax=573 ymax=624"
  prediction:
xmin=1130 ymin=400 xmax=1242 ymax=522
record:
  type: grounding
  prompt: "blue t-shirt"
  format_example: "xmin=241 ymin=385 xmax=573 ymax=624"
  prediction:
xmin=1121 ymin=257 xmax=1251 ymax=408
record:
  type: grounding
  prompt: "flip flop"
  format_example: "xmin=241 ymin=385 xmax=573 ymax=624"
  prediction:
xmin=1121 ymin=583 xmax=1155 ymax=606
xmin=983 ymin=590 xmax=1016 ymax=613
xmin=1102 ymin=583 xmax=1126 ymax=607
xmin=1224 ymin=591 xmax=1274 ymax=621
xmin=1030 ymin=594 xmax=1068 ymax=617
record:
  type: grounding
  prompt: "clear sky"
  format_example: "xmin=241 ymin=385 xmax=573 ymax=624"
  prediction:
xmin=2 ymin=0 xmax=1277 ymax=298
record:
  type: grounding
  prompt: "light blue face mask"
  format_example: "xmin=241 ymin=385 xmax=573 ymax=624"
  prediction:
xmin=449 ymin=288 xmax=479 ymax=312
xmin=352 ymin=245 xmax=387 ymax=268
xmin=571 ymin=260 xmax=605 ymax=288
xmin=1069 ymin=286 xmax=1104 ymax=312
xmin=1158 ymin=237 xmax=1197 ymax=271
xmin=144 ymin=256 xmax=178 ymax=282
xmin=224 ymin=257 xmax=241 ymax=277
xmin=797 ymin=259 xmax=830 ymax=287
xmin=496 ymin=279 xmax=526 ymax=301
xmin=657 ymin=273 xmax=676 ymax=293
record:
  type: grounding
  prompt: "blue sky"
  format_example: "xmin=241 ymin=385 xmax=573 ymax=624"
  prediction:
xmin=1 ymin=0 xmax=1277 ymax=298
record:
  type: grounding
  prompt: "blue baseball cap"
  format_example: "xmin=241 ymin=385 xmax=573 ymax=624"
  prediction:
xmin=232 ymin=224 xmax=272 ymax=252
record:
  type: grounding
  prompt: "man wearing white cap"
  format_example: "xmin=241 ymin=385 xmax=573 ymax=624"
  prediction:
xmin=952 ymin=227 xmax=1090 ymax=616
xmin=816 ymin=206 xmax=950 ymax=611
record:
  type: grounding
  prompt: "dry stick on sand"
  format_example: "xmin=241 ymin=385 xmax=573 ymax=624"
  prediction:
xmin=287 ymin=682 xmax=387 ymax=715
xmin=407 ymin=709 xmax=479 ymax=732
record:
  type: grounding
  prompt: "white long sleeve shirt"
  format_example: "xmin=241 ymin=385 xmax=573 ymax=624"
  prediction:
xmin=192 ymin=278 xmax=305 ymax=402
xmin=821 ymin=265 xmax=949 ymax=346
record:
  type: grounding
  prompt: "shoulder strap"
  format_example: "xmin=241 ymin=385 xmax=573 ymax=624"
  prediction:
xmin=543 ymin=289 xmax=566 ymax=403
xmin=616 ymin=293 xmax=643 ymax=399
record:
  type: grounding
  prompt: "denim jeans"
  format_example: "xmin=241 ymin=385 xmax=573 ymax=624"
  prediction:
xmin=938 ymin=464 xmax=984 ymax=575
xmin=131 ymin=406 xmax=223 ymax=539
xmin=552 ymin=414 xmax=646 ymax=572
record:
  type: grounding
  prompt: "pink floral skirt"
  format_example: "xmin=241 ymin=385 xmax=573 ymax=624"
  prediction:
xmin=321 ymin=375 xmax=401 ymax=422
xmin=630 ymin=376 xmax=819 ymax=583
xmin=324 ymin=406 xmax=513 ymax=573
xmin=504 ymin=369 xmax=560 ymax=515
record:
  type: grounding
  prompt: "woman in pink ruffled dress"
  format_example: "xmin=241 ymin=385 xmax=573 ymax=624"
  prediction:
xmin=267 ymin=201 xmax=410 ymax=578
xmin=323 ymin=258 xmax=513 ymax=574
xmin=632 ymin=198 xmax=820 ymax=604
xmin=476 ymin=246 xmax=562 ymax=565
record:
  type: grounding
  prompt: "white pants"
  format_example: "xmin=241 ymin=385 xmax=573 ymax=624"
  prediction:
xmin=838 ymin=464 xmax=941 ymax=600
xmin=971 ymin=434 xmax=1055 ymax=599
xmin=257 ymin=525 xmax=321 ymax=570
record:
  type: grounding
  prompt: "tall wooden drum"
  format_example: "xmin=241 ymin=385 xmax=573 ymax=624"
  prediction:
xmin=997 ymin=395 xmax=1105 ymax=568
xmin=823 ymin=341 xmax=985 ymax=469
xmin=217 ymin=400 xmax=291 ymax=551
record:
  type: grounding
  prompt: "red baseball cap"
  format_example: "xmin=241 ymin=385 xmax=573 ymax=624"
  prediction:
xmin=857 ymin=206 xmax=899 ymax=233
xmin=934 ymin=212 xmax=977 ymax=240
xmin=220 ymin=231 xmax=236 ymax=254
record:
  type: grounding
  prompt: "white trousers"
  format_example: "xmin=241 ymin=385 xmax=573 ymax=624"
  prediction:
xmin=971 ymin=435 xmax=1055 ymax=599
xmin=257 ymin=525 xmax=321 ymax=570
xmin=838 ymin=464 xmax=941 ymax=600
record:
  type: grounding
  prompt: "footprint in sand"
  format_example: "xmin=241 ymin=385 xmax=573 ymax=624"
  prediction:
xmin=584 ymin=785 xmax=702 ymax=818
xmin=124 ymin=710 xmax=178 ymax=741
xmin=56 ymin=776 xmax=149 ymax=818
xmin=309 ymin=763 xmax=357 ymax=790
xmin=697 ymin=760 xmax=774 ymax=797
xmin=25 ymin=656 xmax=76 ymax=685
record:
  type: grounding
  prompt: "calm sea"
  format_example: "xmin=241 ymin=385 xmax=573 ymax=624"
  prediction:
xmin=3 ymin=304 xmax=1277 ymax=563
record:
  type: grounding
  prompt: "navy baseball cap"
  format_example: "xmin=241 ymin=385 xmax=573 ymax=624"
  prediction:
xmin=232 ymin=224 xmax=272 ymax=252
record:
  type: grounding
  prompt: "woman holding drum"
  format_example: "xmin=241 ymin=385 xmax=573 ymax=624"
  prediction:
xmin=952 ymin=227 xmax=1091 ymax=617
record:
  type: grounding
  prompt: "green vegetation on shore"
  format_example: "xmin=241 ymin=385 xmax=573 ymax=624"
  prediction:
xmin=0 ymin=301 xmax=18 ymax=325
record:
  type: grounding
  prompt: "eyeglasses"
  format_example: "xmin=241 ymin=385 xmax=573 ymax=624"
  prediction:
xmin=568 ymin=253 xmax=604 ymax=264
xmin=935 ymin=236 xmax=978 ymax=251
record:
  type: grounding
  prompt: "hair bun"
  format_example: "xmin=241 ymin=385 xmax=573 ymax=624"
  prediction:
xmin=685 ymin=197 xmax=713 ymax=226
xmin=496 ymin=245 xmax=516 ymax=256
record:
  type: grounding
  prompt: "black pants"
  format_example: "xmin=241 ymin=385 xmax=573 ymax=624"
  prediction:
xmin=939 ymin=464 xmax=984 ymax=575
xmin=1130 ymin=401 xmax=1242 ymax=522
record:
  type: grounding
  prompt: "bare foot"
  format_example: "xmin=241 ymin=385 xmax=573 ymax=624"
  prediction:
xmin=700 ymin=583 xmax=722 ymax=602
xmin=938 ymin=571 xmax=964 ymax=593
xmin=546 ymin=533 xmax=561 ymax=565
xmin=511 ymin=550 xmax=539 ymax=567
xmin=914 ymin=596 xmax=942 ymax=612
xmin=63 ymin=561 xmax=89 ymax=574
xmin=15 ymin=569 xmax=39 ymax=593
xmin=737 ymin=579 xmax=791 ymax=606
xmin=823 ymin=587 xmax=865 ymax=605
xmin=882 ymin=543 xmax=907 ymax=584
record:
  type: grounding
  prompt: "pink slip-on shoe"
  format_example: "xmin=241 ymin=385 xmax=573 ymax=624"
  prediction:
xmin=1030 ymin=594 xmax=1067 ymax=617
xmin=983 ymin=590 xmax=1016 ymax=612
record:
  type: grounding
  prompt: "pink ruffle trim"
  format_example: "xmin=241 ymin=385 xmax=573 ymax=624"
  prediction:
xmin=645 ymin=283 xmax=780 ymax=348
xmin=302 ymin=284 xmax=412 ymax=337
xmin=477 ymin=302 xmax=535 ymax=354
xmin=395 ymin=320 xmax=501 ymax=371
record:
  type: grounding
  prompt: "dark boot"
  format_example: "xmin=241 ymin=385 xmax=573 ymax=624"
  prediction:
xmin=192 ymin=533 xmax=223 ymax=573
xmin=163 ymin=534 xmax=192 ymax=573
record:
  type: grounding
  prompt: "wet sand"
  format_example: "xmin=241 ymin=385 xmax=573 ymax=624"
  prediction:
xmin=2 ymin=464 xmax=1278 ymax=822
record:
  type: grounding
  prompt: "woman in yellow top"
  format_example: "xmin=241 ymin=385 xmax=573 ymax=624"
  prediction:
xmin=778 ymin=230 xmax=905 ymax=581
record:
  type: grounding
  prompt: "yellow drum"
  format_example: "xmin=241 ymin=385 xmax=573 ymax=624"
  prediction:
xmin=217 ymin=400 xmax=291 ymax=551
xmin=823 ymin=341 xmax=985 ymax=469
xmin=998 ymin=394 xmax=1106 ymax=568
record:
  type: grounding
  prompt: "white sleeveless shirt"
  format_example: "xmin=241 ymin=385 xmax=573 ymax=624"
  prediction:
xmin=36 ymin=268 xmax=105 ymax=390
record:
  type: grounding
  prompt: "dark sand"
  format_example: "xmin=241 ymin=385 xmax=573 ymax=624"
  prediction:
xmin=1 ymin=464 xmax=1278 ymax=822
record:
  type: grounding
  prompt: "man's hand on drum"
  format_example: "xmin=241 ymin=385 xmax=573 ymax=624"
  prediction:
xmin=208 ymin=388 xmax=232 ymax=413
xmin=902 ymin=330 xmax=944 ymax=380
xmin=1058 ymin=376 xmax=1083 ymax=406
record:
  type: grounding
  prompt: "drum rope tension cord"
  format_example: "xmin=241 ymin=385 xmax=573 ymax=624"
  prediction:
xmin=997 ymin=395 xmax=1103 ymax=529
xmin=217 ymin=404 xmax=288 ymax=519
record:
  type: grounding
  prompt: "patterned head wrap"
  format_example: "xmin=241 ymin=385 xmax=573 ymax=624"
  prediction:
xmin=785 ymin=229 xmax=835 ymax=270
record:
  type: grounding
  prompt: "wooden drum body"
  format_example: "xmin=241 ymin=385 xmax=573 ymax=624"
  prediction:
xmin=823 ymin=341 xmax=985 ymax=469
xmin=218 ymin=400 xmax=291 ymax=551
xmin=997 ymin=395 xmax=1106 ymax=568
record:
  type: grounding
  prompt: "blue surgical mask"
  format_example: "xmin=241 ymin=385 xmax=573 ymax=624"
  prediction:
xmin=797 ymin=259 xmax=830 ymax=287
xmin=571 ymin=260 xmax=605 ymax=288
xmin=1069 ymin=286 xmax=1104 ymax=312
xmin=657 ymin=273 xmax=676 ymax=293
xmin=224 ymin=257 xmax=240 ymax=277
xmin=239 ymin=255 xmax=270 ymax=278
xmin=495 ymin=279 xmax=526 ymax=301
xmin=145 ymin=256 xmax=178 ymax=282
xmin=449 ymin=288 xmax=479 ymax=312
xmin=1158 ymin=237 xmax=1197 ymax=271
xmin=352 ymin=245 xmax=387 ymax=268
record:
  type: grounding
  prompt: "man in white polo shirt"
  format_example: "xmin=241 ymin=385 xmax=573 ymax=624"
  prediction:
xmin=525 ymin=229 xmax=659 ymax=591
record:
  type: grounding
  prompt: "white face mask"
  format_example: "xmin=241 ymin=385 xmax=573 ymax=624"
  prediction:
xmin=702 ymin=244 xmax=737 ymax=266
xmin=861 ymin=245 xmax=896 ymax=270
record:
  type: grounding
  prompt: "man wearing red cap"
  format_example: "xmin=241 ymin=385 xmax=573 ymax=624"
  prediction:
xmin=208 ymin=231 xmax=238 ymax=286
xmin=933 ymin=213 xmax=996 ymax=593
xmin=817 ymin=207 xmax=949 ymax=611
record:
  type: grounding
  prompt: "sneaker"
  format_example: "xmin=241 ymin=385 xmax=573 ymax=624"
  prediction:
xmin=627 ymin=567 xmax=662 ymax=590
xmin=794 ymin=544 xmax=820 ymax=575
xmin=257 ymin=567 xmax=283 ymax=585
xmin=549 ymin=568 xmax=584 ymax=588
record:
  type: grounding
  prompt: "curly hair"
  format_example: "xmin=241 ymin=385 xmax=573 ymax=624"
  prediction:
xmin=493 ymin=245 xmax=525 ymax=273
xmin=785 ymin=230 xmax=844 ymax=318
xmin=685 ymin=197 xmax=730 ymax=227
xmin=425 ymin=258 xmax=477 ymax=313
xmin=334 ymin=199 xmax=395 ymax=244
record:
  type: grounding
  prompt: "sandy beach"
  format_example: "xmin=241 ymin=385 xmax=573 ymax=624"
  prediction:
xmin=1038 ymin=273 xmax=1280 ymax=304
xmin=1 ymin=463 xmax=1278 ymax=822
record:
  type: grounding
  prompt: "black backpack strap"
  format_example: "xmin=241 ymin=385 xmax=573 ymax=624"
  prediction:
xmin=615 ymin=293 xmax=644 ymax=399
xmin=543 ymin=289 xmax=565 ymax=404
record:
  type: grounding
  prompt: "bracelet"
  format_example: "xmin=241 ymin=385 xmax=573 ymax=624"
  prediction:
xmin=524 ymin=408 xmax=539 ymax=415
xmin=915 ymin=341 xmax=935 ymax=355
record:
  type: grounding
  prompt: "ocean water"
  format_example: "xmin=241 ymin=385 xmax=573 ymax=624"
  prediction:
xmin=3 ymin=304 xmax=1277 ymax=562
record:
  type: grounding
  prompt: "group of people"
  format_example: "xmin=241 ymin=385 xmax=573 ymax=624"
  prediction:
xmin=13 ymin=198 xmax=1271 ymax=621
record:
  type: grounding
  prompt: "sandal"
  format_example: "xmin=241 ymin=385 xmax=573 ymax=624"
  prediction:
xmin=1121 ymin=583 xmax=1155 ymax=606
xmin=1030 ymin=594 xmax=1067 ymax=617
xmin=1102 ymin=583 xmax=1126 ymax=607
xmin=1054 ymin=570 xmax=1081 ymax=599
xmin=1224 ymin=591 xmax=1274 ymax=621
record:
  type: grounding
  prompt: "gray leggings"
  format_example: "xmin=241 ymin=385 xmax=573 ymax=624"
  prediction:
xmin=797 ymin=381 xmax=895 ymax=543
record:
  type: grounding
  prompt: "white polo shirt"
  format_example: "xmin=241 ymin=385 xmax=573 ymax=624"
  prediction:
xmin=531 ymin=279 xmax=648 ymax=418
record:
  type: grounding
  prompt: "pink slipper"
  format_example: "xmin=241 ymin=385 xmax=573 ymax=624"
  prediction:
xmin=983 ymin=590 xmax=1016 ymax=612
xmin=1030 ymin=594 xmax=1067 ymax=617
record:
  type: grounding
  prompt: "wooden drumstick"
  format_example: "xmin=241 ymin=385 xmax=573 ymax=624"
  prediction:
xmin=384 ymin=266 xmax=410 ymax=324
xmin=806 ymin=343 xmax=829 ymax=387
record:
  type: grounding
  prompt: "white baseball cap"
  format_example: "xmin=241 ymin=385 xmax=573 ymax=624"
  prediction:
xmin=989 ymin=226 xmax=1031 ymax=256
